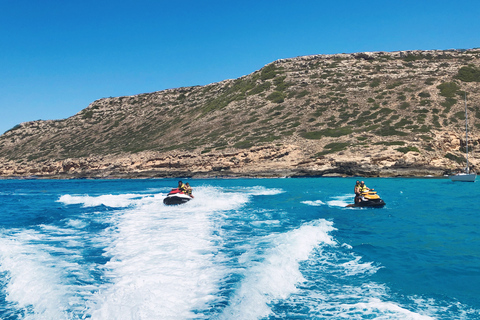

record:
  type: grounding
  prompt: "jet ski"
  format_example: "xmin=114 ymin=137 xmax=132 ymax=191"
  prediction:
xmin=163 ymin=188 xmax=192 ymax=205
xmin=346 ymin=190 xmax=386 ymax=208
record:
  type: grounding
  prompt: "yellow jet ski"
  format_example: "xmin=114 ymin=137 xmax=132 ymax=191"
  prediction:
xmin=346 ymin=190 xmax=386 ymax=208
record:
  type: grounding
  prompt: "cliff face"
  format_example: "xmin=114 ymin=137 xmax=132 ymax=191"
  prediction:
xmin=1 ymin=49 xmax=480 ymax=178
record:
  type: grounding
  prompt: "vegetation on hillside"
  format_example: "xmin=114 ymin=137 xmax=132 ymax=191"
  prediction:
xmin=1 ymin=49 xmax=480 ymax=164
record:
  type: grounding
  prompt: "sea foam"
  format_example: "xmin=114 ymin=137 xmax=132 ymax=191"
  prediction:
xmin=87 ymin=186 xmax=249 ymax=319
xmin=218 ymin=219 xmax=336 ymax=319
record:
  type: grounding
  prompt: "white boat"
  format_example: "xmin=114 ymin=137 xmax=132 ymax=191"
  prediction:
xmin=450 ymin=172 xmax=476 ymax=182
xmin=449 ymin=93 xmax=476 ymax=182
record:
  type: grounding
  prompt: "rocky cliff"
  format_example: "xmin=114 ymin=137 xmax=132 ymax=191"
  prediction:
xmin=1 ymin=49 xmax=480 ymax=178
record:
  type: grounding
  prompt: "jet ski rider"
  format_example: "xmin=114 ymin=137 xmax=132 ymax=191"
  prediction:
xmin=359 ymin=181 xmax=373 ymax=193
xmin=354 ymin=180 xmax=361 ymax=204
xmin=185 ymin=182 xmax=194 ymax=198
xmin=178 ymin=181 xmax=187 ymax=193
xmin=356 ymin=181 xmax=373 ymax=203
xmin=176 ymin=181 xmax=194 ymax=198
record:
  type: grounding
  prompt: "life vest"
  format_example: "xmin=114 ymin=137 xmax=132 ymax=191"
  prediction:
xmin=179 ymin=183 xmax=187 ymax=193
xmin=354 ymin=183 xmax=361 ymax=194
xmin=359 ymin=185 xmax=369 ymax=192
xmin=185 ymin=186 xmax=192 ymax=195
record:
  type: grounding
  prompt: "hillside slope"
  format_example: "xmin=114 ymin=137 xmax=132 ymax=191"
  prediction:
xmin=1 ymin=49 xmax=480 ymax=178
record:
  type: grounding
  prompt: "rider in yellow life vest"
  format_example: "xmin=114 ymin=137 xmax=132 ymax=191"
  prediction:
xmin=178 ymin=181 xmax=187 ymax=193
xmin=359 ymin=181 xmax=373 ymax=193
xmin=185 ymin=182 xmax=194 ymax=198
xmin=354 ymin=180 xmax=361 ymax=204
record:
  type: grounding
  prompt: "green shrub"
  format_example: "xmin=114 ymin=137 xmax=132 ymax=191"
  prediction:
xmin=261 ymin=64 xmax=278 ymax=80
xmin=445 ymin=153 xmax=465 ymax=164
xmin=375 ymin=126 xmax=408 ymax=136
xmin=411 ymin=125 xmax=431 ymax=133
xmin=396 ymin=146 xmax=420 ymax=153
xmin=248 ymin=82 xmax=271 ymax=95
xmin=370 ymin=79 xmax=381 ymax=88
xmin=437 ymin=82 xmax=460 ymax=97
xmin=301 ymin=126 xmax=353 ymax=139
xmin=374 ymin=141 xmax=405 ymax=146
xmin=386 ymin=81 xmax=403 ymax=89
xmin=200 ymin=77 xmax=257 ymax=114
xmin=403 ymin=54 xmax=423 ymax=62
xmin=418 ymin=92 xmax=431 ymax=98
xmin=358 ymin=81 xmax=368 ymax=87
xmin=266 ymin=91 xmax=286 ymax=103
xmin=321 ymin=142 xmax=350 ymax=154
xmin=456 ymin=65 xmax=480 ymax=82
xmin=82 ymin=111 xmax=94 ymax=119
xmin=296 ymin=90 xmax=309 ymax=98
xmin=455 ymin=111 xmax=466 ymax=120
xmin=420 ymin=135 xmax=433 ymax=141
xmin=273 ymin=76 xmax=291 ymax=91
xmin=441 ymin=97 xmax=457 ymax=112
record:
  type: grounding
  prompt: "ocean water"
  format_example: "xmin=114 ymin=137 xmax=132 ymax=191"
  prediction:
xmin=0 ymin=177 xmax=478 ymax=320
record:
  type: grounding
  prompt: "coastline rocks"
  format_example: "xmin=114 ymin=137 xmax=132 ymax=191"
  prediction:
xmin=0 ymin=142 xmax=468 ymax=179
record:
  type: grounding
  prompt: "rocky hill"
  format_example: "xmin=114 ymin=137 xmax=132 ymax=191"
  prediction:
xmin=1 ymin=49 xmax=480 ymax=178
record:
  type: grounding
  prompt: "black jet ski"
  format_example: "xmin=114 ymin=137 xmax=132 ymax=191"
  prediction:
xmin=163 ymin=188 xmax=192 ymax=205
xmin=346 ymin=191 xmax=386 ymax=208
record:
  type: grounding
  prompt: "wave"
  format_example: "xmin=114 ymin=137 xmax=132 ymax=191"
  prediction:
xmin=218 ymin=219 xmax=336 ymax=319
xmin=275 ymin=238 xmax=439 ymax=319
xmin=327 ymin=194 xmax=353 ymax=208
xmin=222 ymin=185 xmax=284 ymax=196
xmin=302 ymin=194 xmax=352 ymax=208
xmin=0 ymin=226 xmax=106 ymax=319
xmin=58 ymin=193 xmax=148 ymax=208
xmin=302 ymin=200 xmax=325 ymax=206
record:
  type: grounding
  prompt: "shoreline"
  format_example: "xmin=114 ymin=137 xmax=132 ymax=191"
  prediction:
xmin=0 ymin=167 xmax=452 ymax=180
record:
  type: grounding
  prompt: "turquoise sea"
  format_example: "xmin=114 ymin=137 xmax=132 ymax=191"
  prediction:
xmin=0 ymin=177 xmax=478 ymax=319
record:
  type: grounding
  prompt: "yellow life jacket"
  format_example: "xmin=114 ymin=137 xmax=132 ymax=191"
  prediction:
xmin=179 ymin=183 xmax=187 ymax=193
xmin=354 ymin=183 xmax=361 ymax=194
xmin=359 ymin=185 xmax=369 ymax=192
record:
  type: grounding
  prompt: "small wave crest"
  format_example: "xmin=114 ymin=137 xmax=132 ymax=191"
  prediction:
xmin=327 ymin=194 xmax=352 ymax=207
xmin=58 ymin=193 xmax=146 ymax=208
xmin=225 ymin=185 xmax=284 ymax=196
xmin=219 ymin=219 xmax=336 ymax=319
xmin=302 ymin=200 xmax=325 ymax=206
xmin=283 ymin=238 xmax=440 ymax=319
xmin=0 ymin=227 xmax=104 ymax=319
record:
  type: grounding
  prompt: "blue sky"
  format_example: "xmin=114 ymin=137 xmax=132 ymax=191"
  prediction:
xmin=1 ymin=0 xmax=479 ymax=134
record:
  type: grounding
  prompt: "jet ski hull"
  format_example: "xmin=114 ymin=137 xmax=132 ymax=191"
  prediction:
xmin=163 ymin=188 xmax=192 ymax=205
xmin=163 ymin=195 xmax=191 ymax=205
xmin=346 ymin=199 xmax=386 ymax=208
